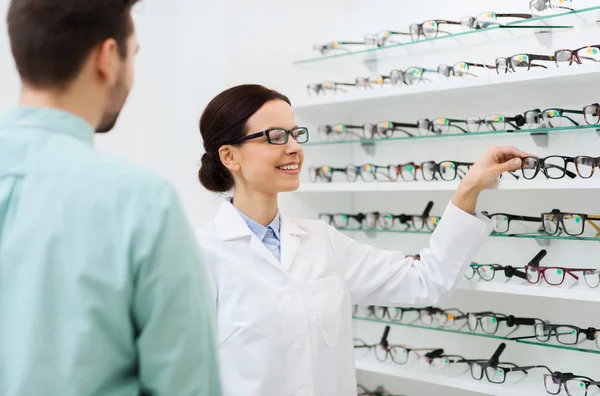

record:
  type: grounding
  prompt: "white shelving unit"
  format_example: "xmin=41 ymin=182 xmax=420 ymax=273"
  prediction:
xmin=297 ymin=179 xmax=600 ymax=192
xmin=458 ymin=280 xmax=600 ymax=302
xmin=285 ymin=1 xmax=600 ymax=394
xmin=295 ymin=64 xmax=600 ymax=112
xmin=355 ymin=359 xmax=547 ymax=396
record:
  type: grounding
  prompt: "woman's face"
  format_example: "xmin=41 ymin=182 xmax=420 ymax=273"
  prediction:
xmin=234 ymin=99 xmax=304 ymax=194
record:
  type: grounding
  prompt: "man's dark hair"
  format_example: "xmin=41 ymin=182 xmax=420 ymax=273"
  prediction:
xmin=7 ymin=0 xmax=139 ymax=89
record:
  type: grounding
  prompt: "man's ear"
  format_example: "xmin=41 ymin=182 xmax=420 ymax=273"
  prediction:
xmin=219 ymin=145 xmax=241 ymax=172
xmin=94 ymin=38 xmax=120 ymax=85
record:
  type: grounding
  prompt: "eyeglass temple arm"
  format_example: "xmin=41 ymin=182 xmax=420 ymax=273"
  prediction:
xmin=514 ymin=215 xmax=544 ymax=222
xmin=530 ymin=54 xmax=556 ymax=62
xmin=585 ymin=216 xmax=600 ymax=233
xmin=507 ymin=364 xmax=553 ymax=374
xmin=389 ymin=31 xmax=411 ymax=36
xmin=335 ymin=41 xmax=368 ymax=45
xmin=541 ymin=163 xmax=577 ymax=178
xmin=332 ymin=82 xmax=358 ymax=87
xmin=466 ymin=62 xmax=496 ymax=69
xmin=496 ymin=13 xmax=533 ymax=19
xmin=436 ymin=20 xmax=462 ymax=25
xmin=390 ymin=121 xmax=419 ymax=129
xmin=559 ymin=111 xmax=581 ymax=126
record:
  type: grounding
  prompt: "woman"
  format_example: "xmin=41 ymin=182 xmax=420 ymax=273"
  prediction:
xmin=196 ymin=84 xmax=527 ymax=396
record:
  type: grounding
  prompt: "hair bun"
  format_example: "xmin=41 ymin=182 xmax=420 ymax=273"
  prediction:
xmin=198 ymin=152 xmax=234 ymax=193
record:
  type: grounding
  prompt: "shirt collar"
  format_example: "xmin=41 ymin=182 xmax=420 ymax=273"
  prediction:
xmin=233 ymin=202 xmax=281 ymax=241
xmin=0 ymin=107 xmax=95 ymax=146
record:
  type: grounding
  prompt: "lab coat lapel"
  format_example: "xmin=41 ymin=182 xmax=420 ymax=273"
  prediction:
xmin=215 ymin=200 xmax=284 ymax=273
xmin=280 ymin=214 xmax=307 ymax=273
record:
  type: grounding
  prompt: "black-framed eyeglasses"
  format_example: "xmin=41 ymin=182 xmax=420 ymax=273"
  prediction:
xmin=309 ymin=165 xmax=350 ymax=183
xmin=521 ymin=156 xmax=578 ymax=180
xmin=465 ymin=263 xmax=528 ymax=281
xmin=531 ymin=324 xmax=600 ymax=349
xmin=496 ymin=53 xmax=556 ymax=73
xmin=465 ymin=342 xmax=552 ymax=384
xmin=421 ymin=160 xmax=474 ymax=181
xmin=229 ymin=127 xmax=309 ymax=146
xmin=584 ymin=103 xmax=600 ymax=125
xmin=482 ymin=212 xmax=543 ymax=234
xmin=467 ymin=311 xmax=542 ymax=334
xmin=524 ymin=108 xmax=584 ymax=128
xmin=461 ymin=12 xmax=533 ymax=29
xmin=437 ymin=61 xmax=496 ymax=78
xmin=542 ymin=209 xmax=600 ymax=236
xmin=554 ymin=45 xmax=600 ymax=66
xmin=544 ymin=371 xmax=600 ymax=396
xmin=409 ymin=19 xmax=462 ymax=41
xmin=319 ymin=213 xmax=366 ymax=229
xmin=466 ymin=114 xmax=526 ymax=132
xmin=389 ymin=67 xmax=437 ymax=86
xmin=417 ymin=117 xmax=469 ymax=135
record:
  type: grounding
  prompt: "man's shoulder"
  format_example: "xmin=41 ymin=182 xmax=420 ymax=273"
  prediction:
xmin=77 ymin=151 xmax=177 ymax=206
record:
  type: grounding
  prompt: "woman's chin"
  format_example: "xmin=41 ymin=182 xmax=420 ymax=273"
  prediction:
xmin=277 ymin=179 xmax=301 ymax=193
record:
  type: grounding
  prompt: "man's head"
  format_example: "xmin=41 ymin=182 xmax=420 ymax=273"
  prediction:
xmin=7 ymin=0 xmax=140 ymax=132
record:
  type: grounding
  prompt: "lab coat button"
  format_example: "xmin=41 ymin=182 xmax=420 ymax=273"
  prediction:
xmin=269 ymin=246 xmax=275 ymax=251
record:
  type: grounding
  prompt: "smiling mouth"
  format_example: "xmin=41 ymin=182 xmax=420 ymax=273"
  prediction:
xmin=276 ymin=164 xmax=299 ymax=171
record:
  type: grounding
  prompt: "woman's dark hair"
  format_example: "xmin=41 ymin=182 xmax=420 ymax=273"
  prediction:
xmin=198 ymin=84 xmax=291 ymax=193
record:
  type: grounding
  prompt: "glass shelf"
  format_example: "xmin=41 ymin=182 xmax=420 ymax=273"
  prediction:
xmin=305 ymin=125 xmax=600 ymax=147
xmin=335 ymin=227 xmax=600 ymax=242
xmin=294 ymin=7 xmax=600 ymax=65
xmin=353 ymin=316 xmax=600 ymax=355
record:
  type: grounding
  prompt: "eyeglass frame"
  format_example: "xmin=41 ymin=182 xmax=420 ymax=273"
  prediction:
xmin=524 ymin=265 xmax=600 ymax=288
xmin=543 ymin=371 xmax=600 ymax=396
xmin=466 ymin=114 xmax=526 ymax=132
xmin=541 ymin=209 xmax=600 ymax=236
xmin=495 ymin=53 xmax=556 ymax=73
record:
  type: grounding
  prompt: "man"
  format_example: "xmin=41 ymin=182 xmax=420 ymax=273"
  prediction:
xmin=0 ymin=1 xmax=220 ymax=395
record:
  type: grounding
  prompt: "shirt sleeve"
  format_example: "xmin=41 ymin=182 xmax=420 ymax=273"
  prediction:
xmin=325 ymin=202 xmax=491 ymax=307
xmin=131 ymin=183 xmax=221 ymax=396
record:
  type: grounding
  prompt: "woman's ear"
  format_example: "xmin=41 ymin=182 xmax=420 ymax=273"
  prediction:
xmin=219 ymin=145 xmax=241 ymax=172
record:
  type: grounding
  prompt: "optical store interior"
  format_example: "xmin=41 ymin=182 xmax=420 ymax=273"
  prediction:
xmin=2 ymin=0 xmax=600 ymax=395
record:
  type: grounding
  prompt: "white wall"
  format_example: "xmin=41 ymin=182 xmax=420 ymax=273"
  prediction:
xmin=0 ymin=0 xmax=228 ymax=226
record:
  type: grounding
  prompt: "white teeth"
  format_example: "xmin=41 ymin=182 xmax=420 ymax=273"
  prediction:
xmin=278 ymin=164 xmax=299 ymax=171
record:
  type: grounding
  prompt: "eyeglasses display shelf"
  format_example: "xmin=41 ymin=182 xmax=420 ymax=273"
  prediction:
xmin=294 ymin=6 xmax=600 ymax=65
xmin=293 ymin=64 xmax=600 ymax=116
xmin=296 ymin=179 xmax=600 ymax=193
xmin=459 ymin=280 xmax=600 ymax=303
xmin=355 ymin=357 xmax=547 ymax=396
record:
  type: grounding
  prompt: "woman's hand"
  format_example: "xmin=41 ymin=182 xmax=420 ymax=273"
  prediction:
xmin=452 ymin=146 xmax=531 ymax=214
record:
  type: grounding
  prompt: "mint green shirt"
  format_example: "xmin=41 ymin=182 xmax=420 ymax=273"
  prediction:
xmin=0 ymin=107 xmax=221 ymax=396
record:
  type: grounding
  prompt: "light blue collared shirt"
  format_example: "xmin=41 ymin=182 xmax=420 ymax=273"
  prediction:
xmin=235 ymin=206 xmax=281 ymax=262
xmin=0 ymin=107 xmax=221 ymax=396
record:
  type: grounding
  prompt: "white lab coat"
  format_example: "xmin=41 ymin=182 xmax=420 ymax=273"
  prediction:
xmin=196 ymin=200 xmax=490 ymax=396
